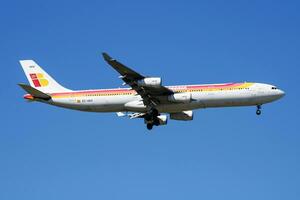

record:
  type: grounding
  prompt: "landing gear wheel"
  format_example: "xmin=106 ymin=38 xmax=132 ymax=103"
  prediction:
xmin=150 ymin=108 xmax=159 ymax=117
xmin=256 ymin=109 xmax=261 ymax=115
xmin=256 ymin=105 xmax=262 ymax=115
xmin=145 ymin=108 xmax=159 ymax=121
xmin=153 ymin=118 xmax=160 ymax=126
xmin=146 ymin=123 xmax=153 ymax=130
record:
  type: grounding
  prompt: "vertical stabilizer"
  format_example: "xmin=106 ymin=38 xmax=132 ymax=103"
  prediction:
xmin=19 ymin=60 xmax=71 ymax=93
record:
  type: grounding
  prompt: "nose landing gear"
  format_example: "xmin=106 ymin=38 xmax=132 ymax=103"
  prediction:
xmin=256 ymin=105 xmax=262 ymax=115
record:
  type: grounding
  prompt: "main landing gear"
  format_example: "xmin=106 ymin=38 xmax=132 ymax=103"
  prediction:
xmin=146 ymin=118 xmax=160 ymax=130
xmin=145 ymin=108 xmax=159 ymax=130
xmin=256 ymin=105 xmax=262 ymax=115
xmin=147 ymin=123 xmax=153 ymax=130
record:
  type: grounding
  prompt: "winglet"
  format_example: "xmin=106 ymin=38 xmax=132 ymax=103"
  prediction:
xmin=102 ymin=52 xmax=115 ymax=62
xmin=18 ymin=83 xmax=51 ymax=100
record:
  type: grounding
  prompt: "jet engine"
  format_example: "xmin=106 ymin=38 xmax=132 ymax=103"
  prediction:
xmin=157 ymin=114 xmax=168 ymax=125
xmin=170 ymin=111 xmax=193 ymax=121
xmin=168 ymin=92 xmax=191 ymax=103
xmin=137 ymin=77 xmax=162 ymax=87
xmin=144 ymin=114 xmax=168 ymax=126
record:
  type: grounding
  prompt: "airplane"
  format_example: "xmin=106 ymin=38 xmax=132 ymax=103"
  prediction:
xmin=18 ymin=53 xmax=285 ymax=130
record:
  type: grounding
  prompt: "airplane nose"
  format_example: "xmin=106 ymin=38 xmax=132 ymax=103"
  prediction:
xmin=278 ymin=89 xmax=285 ymax=98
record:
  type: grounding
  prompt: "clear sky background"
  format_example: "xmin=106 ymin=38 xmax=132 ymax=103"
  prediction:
xmin=1 ymin=0 xmax=300 ymax=199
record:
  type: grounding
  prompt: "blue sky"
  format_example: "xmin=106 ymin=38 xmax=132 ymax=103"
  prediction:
xmin=1 ymin=0 xmax=300 ymax=199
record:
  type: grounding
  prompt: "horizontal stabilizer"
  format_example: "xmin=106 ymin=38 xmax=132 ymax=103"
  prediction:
xmin=18 ymin=83 xmax=51 ymax=100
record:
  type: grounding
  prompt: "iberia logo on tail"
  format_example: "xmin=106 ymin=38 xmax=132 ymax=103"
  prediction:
xmin=30 ymin=73 xmax=49 ymax=87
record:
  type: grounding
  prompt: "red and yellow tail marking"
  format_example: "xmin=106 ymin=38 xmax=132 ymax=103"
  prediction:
xmin=30 ymin=73 xmax=49 ymax=87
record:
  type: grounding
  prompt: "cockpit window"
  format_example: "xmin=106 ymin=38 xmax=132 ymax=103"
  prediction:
xmin=271 ymin=87 xmax=277 ymax=90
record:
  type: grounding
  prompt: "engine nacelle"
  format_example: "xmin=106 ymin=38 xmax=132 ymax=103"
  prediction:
xmin=137 ymin=77 xmax=162 ymax=87
xmin=170 ymin=111 xmax=193 ymax=121
xmin=157 ymin=115 xmax=168 ymax=125
xmin=144 ymin=114 xmax=168 ymax=126
xmin=168 ymin=92 xmax=191 ymax=103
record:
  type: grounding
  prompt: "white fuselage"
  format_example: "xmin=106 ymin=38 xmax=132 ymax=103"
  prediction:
xmin=33 ymin=82 xmax=284 ymax=113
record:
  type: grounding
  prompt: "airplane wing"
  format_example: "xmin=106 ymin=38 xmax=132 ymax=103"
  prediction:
xmin=102 ymin=53 xmax=173 ymax=107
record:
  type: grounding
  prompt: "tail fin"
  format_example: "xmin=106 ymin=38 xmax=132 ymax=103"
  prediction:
xmin=19 ymin=60 xmax=71 ymax=93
